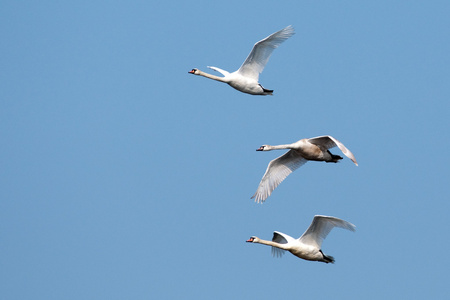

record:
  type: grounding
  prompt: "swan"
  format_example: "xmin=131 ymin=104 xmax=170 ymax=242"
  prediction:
xmin=188 ymin=25 xmax=295 ymax=95
xmin=252 ymin=135 xmax=358 ymax=203
xmin=246 ymin=215 xmax=356 ymax=263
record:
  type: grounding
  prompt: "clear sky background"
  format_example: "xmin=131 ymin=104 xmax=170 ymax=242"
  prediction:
xmin=1 ymin=1 xmax=450 ymax=299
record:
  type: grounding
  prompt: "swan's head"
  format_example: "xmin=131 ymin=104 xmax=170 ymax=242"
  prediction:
xmin=246 ymin=236 xmax=259 ymax=243
xmin=188 ymin=68 xmax=200 ymax=75
xmin=256 ymin=145 xmax=269 ymax=151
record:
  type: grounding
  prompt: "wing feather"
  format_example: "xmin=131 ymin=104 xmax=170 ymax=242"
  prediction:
xmin=299 ymin=215 xmax=356 ymax=248
xmin=271 ymin=231 xmax=288 ymax=257
xmin=207 ymin=66 xmax=230 ymax=77
xmin=251 ymin=150 xmax=307 ymax=203
xmin=237 ymin=25 xmax=295 ymax=81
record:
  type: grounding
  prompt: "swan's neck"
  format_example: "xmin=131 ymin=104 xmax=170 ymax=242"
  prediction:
xmin=197 ymin=70 xmax=228 ymax=83
xmin=255 ymin=238 xmax=290 ymax=250
xmin=266 ymin=143 xmax=296 ymax=151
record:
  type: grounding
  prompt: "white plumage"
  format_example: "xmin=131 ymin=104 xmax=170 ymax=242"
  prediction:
xmin=189 ymin=26 xmax=295 ymax=95
xmin=252 ymin=135 xmax=358 ymax=203
xmin=247 ymin=215 xmax=356 ymax=263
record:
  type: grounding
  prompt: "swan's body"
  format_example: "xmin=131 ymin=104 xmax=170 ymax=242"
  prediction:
xmin=188 ymin=26 xmax=295 ymax=95
xmin=246 ymin=215 xmax=356 ymax=263
xmin=252 ymin=135 xmax=358 ymax=203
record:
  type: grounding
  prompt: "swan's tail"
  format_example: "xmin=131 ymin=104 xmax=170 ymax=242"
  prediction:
xmin=326 ymin=150 xmax=343 ymax=163
xmin=319 ymin=250 xmax=335 ymax=264
xmin=259 ymin=84 xmax=273 ymax=95
xmin=263 ymin=88 xmax=273 ymax=95
xmin=323 ymin=254 xmax=335 ymax=264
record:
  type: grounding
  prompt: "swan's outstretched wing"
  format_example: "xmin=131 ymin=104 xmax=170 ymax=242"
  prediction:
xmin=207 ymin=66 xmax=230 ymax=77
xmin=271 ymin=231 xmax=291 ymax=258
xmin=308 ymin=135 xmax=358 ymax=166
xmin=251 ymin=150 xmax=307 ymax=203
xmin=298 ymin=215 xmax=356 ymax=249
xmin=237 ymin=25 xmax=295 ymax=81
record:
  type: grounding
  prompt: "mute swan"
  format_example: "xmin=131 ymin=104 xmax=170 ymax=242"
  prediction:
xmin=188 ymin=25 xmax=295 ymax=95
xmin=246 ymin=215 xmax=356 ymax=263
xmin=252 ymin=135 xmax=358 ymax=203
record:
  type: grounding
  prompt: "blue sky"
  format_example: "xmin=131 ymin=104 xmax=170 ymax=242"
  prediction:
xmin=1 ymin=1 xmax=450 ymax=299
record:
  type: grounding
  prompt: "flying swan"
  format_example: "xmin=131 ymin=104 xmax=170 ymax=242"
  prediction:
xmin=252 ymin=135 xmax=358 ymax=203
xmin=188 ymin=25 xmax=295 ymax=95
xmin=246 ymin=215 xmax=356 ymax=263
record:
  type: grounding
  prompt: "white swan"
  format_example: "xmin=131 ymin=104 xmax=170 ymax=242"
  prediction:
xmin=246 ymin=215 xmax=356 ymax=263
xmin=188 ymin=25 xmax=295 ymax=95
xmin=252 ymin=135 xmax=358 ymax=203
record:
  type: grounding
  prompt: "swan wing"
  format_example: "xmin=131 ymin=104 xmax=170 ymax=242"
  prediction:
xmin=271 ymin=231 xmax=292 ymax=258
xmin=298 ymin=215 xmax=356 ymax=249
xmin=207 ymin=66 xmax=230 ymax=77
xmin=237 ymin=25 xmax=295 ymax=81
xmin=308 ymin=135 xmax=358 ymax=166
xmin=251 ymin=149 xmax=307 ymax=203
